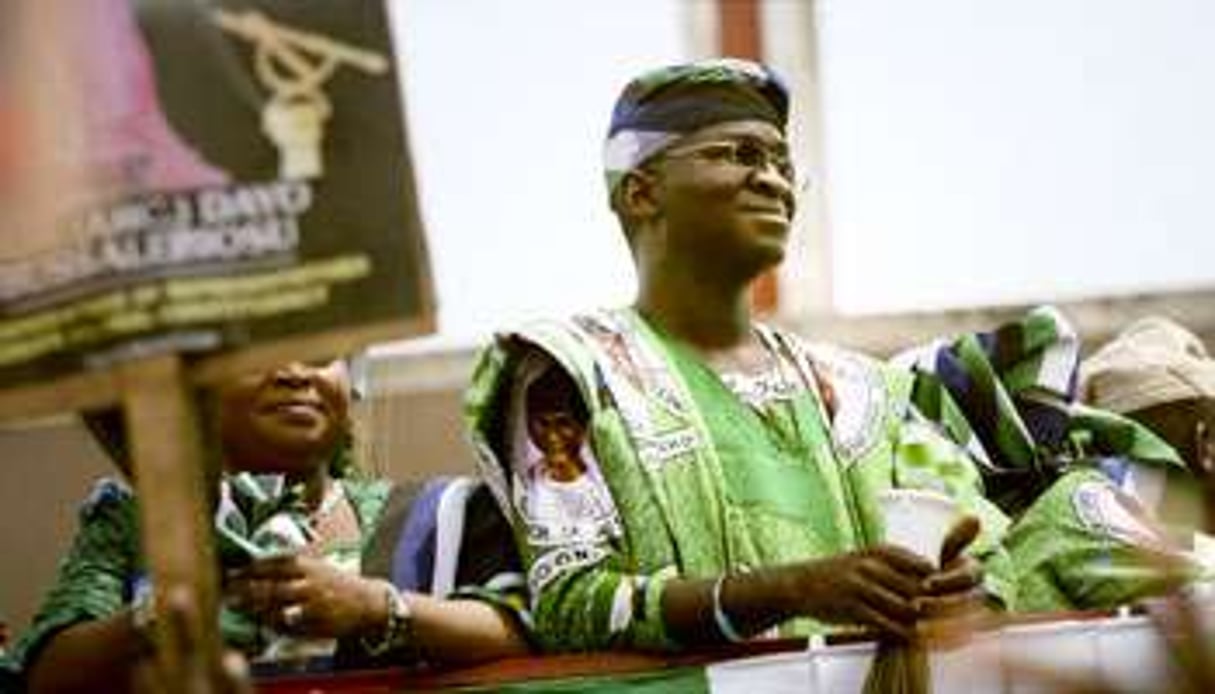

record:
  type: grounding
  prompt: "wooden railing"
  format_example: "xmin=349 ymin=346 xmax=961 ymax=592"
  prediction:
xmin=255 ymin=638 xmax=803 ymax=693
xmin=253 ymin=608 xmax=1180 ymax=693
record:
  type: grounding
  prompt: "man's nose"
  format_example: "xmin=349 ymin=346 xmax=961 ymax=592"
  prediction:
xmin=748 ymin=164 xmax=796 ymax=215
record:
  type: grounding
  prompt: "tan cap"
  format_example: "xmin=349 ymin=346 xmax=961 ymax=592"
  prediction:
xmin=1080 ymin=316 xmax=1215 ymax=414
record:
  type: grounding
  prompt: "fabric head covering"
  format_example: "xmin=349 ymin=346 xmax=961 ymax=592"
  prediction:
xmin=896 ymin=306 xmax=1182 ymax=515
xmin=1080 ymin=317 xmax=1215 ymax=415
xmin=603 ymin=58 xmax=790 ymax=199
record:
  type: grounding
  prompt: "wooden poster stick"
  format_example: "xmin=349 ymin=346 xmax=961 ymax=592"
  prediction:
xmin=121 ymin=355 xmax=224 ymax=691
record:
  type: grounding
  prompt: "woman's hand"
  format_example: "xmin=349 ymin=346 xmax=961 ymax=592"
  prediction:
xmin=226 ymin=555 xmax=386 ymax=639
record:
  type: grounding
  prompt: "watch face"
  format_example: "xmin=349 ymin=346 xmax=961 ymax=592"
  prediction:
xmin=387 ymin=589 xmax=414 ymax=647
xmin=361 ymin=581 xmax=412 ymax=657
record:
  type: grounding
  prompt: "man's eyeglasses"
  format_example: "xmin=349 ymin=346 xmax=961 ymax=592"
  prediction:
xmin=651 ymin=137 xmax=805 ymax=190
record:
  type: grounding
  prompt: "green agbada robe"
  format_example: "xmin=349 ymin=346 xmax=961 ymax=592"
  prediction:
xmin=465 ymin=308 xmax=1015 ymax=652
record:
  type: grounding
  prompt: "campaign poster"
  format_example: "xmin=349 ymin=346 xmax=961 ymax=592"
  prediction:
xmin=0 ymin=0 xmax=432 ymax=390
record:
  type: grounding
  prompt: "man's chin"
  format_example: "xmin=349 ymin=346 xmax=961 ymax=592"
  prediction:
xmin=747 ymin=240 xmax=787 ymax=272
xmin=744 ymin=222 xmax=790 ymax=258
xmin=720 ymin=252 xmax=783 ymax=288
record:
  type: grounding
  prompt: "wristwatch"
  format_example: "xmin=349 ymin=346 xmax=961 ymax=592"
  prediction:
xmin=359 ymin=580 xmax=414 ymax=658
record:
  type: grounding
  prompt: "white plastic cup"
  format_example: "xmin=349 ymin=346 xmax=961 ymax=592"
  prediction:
xmin=877 ymin=488 xmax=961 ymax=567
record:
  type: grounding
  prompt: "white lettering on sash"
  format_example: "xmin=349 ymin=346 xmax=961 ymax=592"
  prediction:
xmin=525 ymin=517 xmax=621 ymax=547
xmin=638 ymin=428 xmax=700 ymax=467
xmin=529 ymin=544 xmax=609 ymax=594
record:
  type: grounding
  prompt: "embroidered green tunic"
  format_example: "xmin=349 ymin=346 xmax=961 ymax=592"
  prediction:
xmin=466 ymin=308 xmax=1015 ymax=652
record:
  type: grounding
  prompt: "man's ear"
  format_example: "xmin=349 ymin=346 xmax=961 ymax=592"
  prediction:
xmin=617 ymin=169 xmax=661 ymax=221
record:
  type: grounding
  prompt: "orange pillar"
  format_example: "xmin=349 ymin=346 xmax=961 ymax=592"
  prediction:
xmin=717 ymin=0 xmax=779 ymax=315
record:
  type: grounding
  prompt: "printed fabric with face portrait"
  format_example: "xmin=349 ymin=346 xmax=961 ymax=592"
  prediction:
xmin=508 ymin=353 xmax=620 ymax=551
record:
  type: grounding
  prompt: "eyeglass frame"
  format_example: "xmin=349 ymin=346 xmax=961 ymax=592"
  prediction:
xmin=642 ymin=135 xmax=807 ymax=191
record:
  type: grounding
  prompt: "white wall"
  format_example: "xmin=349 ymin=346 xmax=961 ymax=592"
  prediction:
xmin=391 ymin=0 xmax=1215 ymax=333
xmin=816 ymin=0 xmax=1215 ymax=315
xmin=389 ymin=0 xmax=687 ymax=347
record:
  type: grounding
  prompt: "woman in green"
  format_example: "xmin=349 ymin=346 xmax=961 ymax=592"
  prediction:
xmin=11 ymin=359 xmax=528 ymax=692
xmin=465 ymin=58 xmax=1014 ymax=653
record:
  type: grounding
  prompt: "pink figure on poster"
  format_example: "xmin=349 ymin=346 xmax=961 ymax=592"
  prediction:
xmin=0 ymin=0 xmax=230 ymax=263
xmin=79 ymin=0 xmax=229 ymax=197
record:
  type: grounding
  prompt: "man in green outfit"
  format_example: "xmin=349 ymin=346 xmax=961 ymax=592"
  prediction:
xmin=465 ymin=58 xmax=1014 ymax=652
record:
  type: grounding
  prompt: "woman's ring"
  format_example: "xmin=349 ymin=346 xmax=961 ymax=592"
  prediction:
xmin=282 ymin=604 xmax=304 ymax=628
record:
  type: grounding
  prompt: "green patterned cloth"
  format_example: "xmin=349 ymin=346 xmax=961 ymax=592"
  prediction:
xmin=1006 ymin=467 xmax=1202 ymax=611
xmin=215 ymin=472 xmax=357 ymax=566
xmin=896 ymin=306 xmax=1206 ymax=611
xmin=465 ymin=307 xmax=1014 ymax=652
xmin=895 ymin=306 xmax=1182 ymax=514
xmin=216 ymin=473 xmax=316 ymax=561
xmin=8 ymin=475 xmax=390 ymax=674
xmin=216 ymin=473 xmax=372 ymax=659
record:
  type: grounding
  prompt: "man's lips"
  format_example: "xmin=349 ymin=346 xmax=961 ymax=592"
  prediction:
xmin=739 ymin=203 xmax=790 ymax=220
